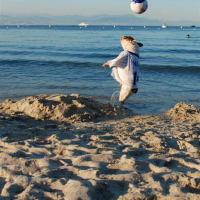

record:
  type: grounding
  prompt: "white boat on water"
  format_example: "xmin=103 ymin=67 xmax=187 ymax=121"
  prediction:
xmin=162 ymin=23 xmax=168 ymax=28
xmin=78 ymin=22 xmax=88 ymax=27
xmin=162 ymin=12 xmax=168 ymax=28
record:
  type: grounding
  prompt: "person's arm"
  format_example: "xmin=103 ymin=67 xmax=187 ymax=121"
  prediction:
xmin=102 ymin=51 xmax=127 ymax=68
xmin=102 ymin=63 xmax=110 ymax=68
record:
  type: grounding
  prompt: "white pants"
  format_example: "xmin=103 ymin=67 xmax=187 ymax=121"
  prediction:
xmin=119 ymin=85 xmax=134 ymax=103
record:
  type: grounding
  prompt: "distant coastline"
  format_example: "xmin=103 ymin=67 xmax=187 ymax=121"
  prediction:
xmin=0 ymin=14 xmax=199 ymax=26
xmin=0 ymin=25 xmax=198 ymax=28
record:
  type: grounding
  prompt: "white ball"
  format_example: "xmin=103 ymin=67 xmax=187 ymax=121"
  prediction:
xmin=130 ymin=0 xmax=148 ymax=14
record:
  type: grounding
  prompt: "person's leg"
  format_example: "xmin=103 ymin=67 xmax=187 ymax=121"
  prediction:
xmin=119 ymin=85 xmax=134 ymax=107
xmin=131 ymin=88 xmax=138 ymax=94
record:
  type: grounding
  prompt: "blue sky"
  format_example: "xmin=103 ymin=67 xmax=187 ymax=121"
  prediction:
xmin=1 ymin=0 xmax=200 ymax=22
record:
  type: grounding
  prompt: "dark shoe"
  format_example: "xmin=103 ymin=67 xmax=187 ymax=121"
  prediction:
xmin=119 ymin=101 xmax=124 ymax=109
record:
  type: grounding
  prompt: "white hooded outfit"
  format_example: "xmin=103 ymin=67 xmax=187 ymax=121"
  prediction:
xmin=107 ymin=39 xmax=140 ymax=103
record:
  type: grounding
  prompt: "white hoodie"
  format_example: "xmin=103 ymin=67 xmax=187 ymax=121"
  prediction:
xmin=107 ymin=39 xmax=140 ymax=89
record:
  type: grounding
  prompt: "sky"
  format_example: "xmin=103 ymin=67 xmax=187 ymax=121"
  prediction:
xmin=1 ymin=0 xmax=200 ymax=22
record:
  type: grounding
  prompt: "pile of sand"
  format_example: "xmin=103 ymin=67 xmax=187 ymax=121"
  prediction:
xmin=166 ymin=102 xmax=200 ymax=122
xmin=0 ymin=94 xmax=116 ymax=123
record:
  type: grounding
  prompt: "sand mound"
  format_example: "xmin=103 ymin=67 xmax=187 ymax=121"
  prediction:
xmin=166 ymin=102 xmax=200 ymax=122
xmin=0 ymin=94 xmax=117 ymax=123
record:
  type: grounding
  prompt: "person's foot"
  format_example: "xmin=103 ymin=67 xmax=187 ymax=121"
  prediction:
xmin=119 ymin=101 xmax=124 ymax=109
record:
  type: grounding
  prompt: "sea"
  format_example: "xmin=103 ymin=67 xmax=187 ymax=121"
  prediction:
xmin=0 ymin=25 xmax=199 ymax=114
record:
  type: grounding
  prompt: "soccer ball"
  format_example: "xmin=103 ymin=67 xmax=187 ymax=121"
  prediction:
xmin=130 ymin=0 xmax=148 ymax=14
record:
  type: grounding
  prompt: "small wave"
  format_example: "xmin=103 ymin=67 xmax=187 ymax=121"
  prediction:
xmin=0 ymin=59 xmax=100 ymax=68
xmin=143 ymin=48 xmax=200 ymax=54
xmin=1 ymin=59 xmax=200 ymax=75
xmin=0 ymin=49 xmax=117 ymax=60
xmin=141 ymin=64 xmax=200 ymax=73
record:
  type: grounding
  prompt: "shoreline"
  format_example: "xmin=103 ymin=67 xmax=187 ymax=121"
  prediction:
xmin=0 ymin=94 xmax=200 ymax=199
xmin=1 ymin=93 xmax=199 ymax=116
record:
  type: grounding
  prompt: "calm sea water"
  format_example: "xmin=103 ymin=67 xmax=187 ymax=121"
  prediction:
xmin=0 ymin=25 xmax=200 ymax=114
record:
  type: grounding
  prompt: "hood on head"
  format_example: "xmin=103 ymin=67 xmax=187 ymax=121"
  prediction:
xmin=121 ymin=36 xmax=143 ymax=57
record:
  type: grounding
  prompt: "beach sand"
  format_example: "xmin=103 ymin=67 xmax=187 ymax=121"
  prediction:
xmin=0 ymin=94 xmax=199 ymax=200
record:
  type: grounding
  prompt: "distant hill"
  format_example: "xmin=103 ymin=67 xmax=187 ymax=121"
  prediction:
xmin=0 ymin=14 xmax=199 ymax=26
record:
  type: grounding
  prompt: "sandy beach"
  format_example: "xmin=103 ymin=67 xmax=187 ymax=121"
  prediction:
xmin=0 ymin=94 xmax=199 ymax=200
